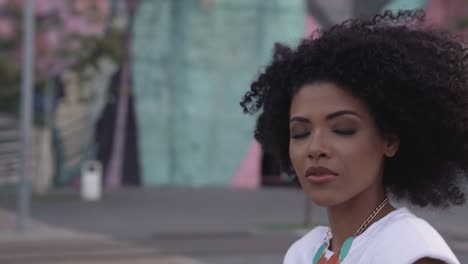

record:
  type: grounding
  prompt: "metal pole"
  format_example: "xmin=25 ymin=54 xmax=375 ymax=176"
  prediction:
xmin=17 ymin=0 xmax=35 ymax=232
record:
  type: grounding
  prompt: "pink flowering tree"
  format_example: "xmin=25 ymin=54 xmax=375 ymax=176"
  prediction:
xmin=0 ymin=0 xmax=120 ymax=118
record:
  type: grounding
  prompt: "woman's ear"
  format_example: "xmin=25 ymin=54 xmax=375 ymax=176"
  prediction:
xmin=384 ymin=133 xmax=400 ymax=158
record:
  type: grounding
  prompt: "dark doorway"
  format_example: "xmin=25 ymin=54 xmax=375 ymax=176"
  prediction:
xmin=261 ymin=152 xmax=296 ymax=187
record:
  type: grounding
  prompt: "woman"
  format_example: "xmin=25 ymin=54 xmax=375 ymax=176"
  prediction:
xmin=240 ymin=10 xmax=467 ymax=264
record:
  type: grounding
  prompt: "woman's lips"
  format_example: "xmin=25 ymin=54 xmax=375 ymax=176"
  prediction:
xmin=304 ymin=166 xmax=338 ymax=184
xmin=305 ymin=174 xmax=337 ymax=184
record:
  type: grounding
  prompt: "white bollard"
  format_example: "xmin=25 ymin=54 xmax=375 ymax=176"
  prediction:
xmin=81 ymin=160 xmax=103 ymax=201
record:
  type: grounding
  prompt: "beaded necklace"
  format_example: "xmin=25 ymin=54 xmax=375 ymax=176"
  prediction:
xmin=312 ymin=197 xmax=390 ymax=264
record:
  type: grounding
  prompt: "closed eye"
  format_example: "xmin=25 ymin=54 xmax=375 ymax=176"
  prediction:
xmin=333 ymin=129 xmax=356 ymax=135
xmin=290 ymin=132 xmax=310 ymax=139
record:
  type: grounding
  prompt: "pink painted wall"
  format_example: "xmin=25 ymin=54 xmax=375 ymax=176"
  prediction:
xmin=231 ymin=140 xmax=262 ymax=189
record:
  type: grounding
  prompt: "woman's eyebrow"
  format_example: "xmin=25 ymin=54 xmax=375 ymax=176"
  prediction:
xmin=289 ymin=110 xmax=360 ymax=123
xmin=289 ymin=116 xmax=309 ymax=123
xmin=326 ymin=110 xmax=360 ymax=120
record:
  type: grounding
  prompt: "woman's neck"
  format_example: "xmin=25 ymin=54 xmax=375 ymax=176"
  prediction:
xmin=326 ymin=186 xmax=395 ymax=253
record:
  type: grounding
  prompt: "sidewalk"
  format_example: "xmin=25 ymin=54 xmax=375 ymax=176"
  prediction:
xmin=0 ymin=209 xmax=203 ymax=264
xmin=1 ymin=187 xmax=467 ymax=263
xmin=0 ymin=188 xmax=304 ymax=264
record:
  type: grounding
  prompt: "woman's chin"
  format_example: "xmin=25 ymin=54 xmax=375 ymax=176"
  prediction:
xmin=306 ymin=192 xmax=343 ymax=207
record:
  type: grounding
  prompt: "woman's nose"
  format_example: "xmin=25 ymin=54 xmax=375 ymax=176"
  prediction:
xmin=307 ymin=133 xmax=330 ymax=160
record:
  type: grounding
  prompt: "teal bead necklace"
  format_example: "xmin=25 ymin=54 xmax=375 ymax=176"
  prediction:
xmin=312 ymin=197 xmax=390 ymax=264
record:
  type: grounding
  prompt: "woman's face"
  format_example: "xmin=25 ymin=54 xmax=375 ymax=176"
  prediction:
xmin=289 ymin=82 xmax=398 ymax=207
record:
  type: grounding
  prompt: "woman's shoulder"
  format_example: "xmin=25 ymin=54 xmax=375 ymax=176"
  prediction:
xmin=367 ymin=207 xmax=460 ymax=264
xmin=283 ymin=226 xmax=328 ymax=264
xmin=375 ymin=207 xmax=450 ymax=247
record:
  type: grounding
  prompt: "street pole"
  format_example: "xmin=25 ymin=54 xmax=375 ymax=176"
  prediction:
xmin=17 ymin=0 xmax=35 ymax=232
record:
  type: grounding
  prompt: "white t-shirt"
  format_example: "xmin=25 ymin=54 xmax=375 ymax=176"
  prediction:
xmin=283 ymin=207 xmax=460 ymax=264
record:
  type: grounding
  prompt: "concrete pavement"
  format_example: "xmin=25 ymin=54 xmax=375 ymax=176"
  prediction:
xmin=0 ymin=209 xmax=203 ymax=264
xmin=0 ymin=187 xmax=467 ymax=263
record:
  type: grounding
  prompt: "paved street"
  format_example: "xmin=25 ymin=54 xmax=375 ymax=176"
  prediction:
xmin=0 ymin=187 xmax=467 ymax=263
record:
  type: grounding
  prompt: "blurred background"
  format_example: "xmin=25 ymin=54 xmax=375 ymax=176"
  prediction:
xmin=0 ymin=0 xmax=467 ymax=263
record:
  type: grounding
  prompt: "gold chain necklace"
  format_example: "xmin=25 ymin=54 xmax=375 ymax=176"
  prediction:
xmin=313 ymin=197 xmax=390 ymax=264
xmin=355 ymin=196 xmax=390 ymax=236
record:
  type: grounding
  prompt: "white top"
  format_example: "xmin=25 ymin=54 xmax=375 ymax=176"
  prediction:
xmin=283 ymin=207 xmax=460 ymax=264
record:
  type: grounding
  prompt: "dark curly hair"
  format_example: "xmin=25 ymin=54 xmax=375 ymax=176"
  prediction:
xmin=240 ymin=10 xmax=468 ymax=208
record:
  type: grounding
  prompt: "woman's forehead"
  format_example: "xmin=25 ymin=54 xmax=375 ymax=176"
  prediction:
xmin=290 ymin=82 xmax=370 ymax=118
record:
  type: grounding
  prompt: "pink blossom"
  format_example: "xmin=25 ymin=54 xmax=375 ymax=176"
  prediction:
xmin=57 ymin=0 xmax=72 ymax=21
xmin=73 ymin=0 xmax=90 ymax=13
xmin=65 ymin=16 xmax=88 ymax=34
xmin=44 ymin=30 xmax=60 ymax=49
xmin=96 ymin=0 xmax=110 ymax=16
xmin=1 ymin=0 xmax=112 ymax=81
xmin=0 ymin=17 xmax=14 ymax=38
xmin=0 ymin=0 xmax=18 ymax=8
xmin=86 ymin=22 xmax=105 ymax=36
xmin=35 ymin=0 xmax=58 ymax=15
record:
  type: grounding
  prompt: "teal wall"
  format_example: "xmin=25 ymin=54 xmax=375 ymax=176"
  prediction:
xmin=382 ymin=0 xmax=427 ymax=12
xmin=131 ymin=0 xmax=305 ymax=186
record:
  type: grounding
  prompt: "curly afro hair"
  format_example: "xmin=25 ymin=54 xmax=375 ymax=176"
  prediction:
xmin=240 ymin=10 xmax=468 ymax=208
